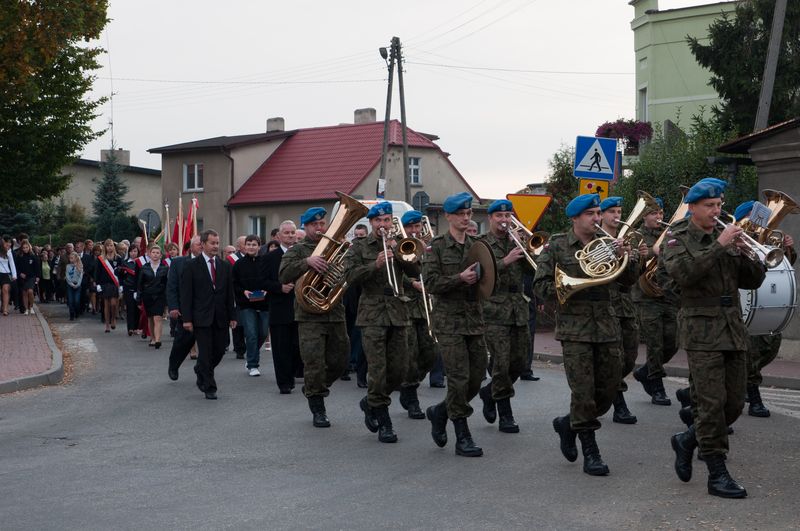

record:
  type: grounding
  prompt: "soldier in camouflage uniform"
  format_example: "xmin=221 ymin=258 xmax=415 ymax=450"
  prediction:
xmin=279 ymin=207 xmax=350 ymax=428
xmin=631 ymin=199 xmax=678 ymax=406
xmin=534 ymin=193 xmax=639 ymax=476
xmin=664 ymin=179 xmax=765 ymax=499
xmin=477 ymin=199 xmax=535 ymax=434
xmin=344 ymin=202 xmax=420 ymax=443
xmin=423 ymin=192 xmax=488 ymax=457
xmin=599 ymin=197 xmax=642 ymax=424
xmin=398 ymin=210 xmax=438 ymax=420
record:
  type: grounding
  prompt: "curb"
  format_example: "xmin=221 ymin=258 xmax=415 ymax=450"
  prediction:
xmin=0 ymin=306 xmax=64 ymax=394
xmin=533 ymin=352 xmax=800 ymax=391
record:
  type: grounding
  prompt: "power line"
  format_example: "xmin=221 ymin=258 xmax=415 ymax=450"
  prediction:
xmin=98 ymin=76 xmax=384 ymax=86
xmin=405 ymin=61 xmax=634 ymax=76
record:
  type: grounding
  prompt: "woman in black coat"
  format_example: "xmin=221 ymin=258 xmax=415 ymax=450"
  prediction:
xmin=137 ymin=244 xmax=169 ymax=348
xmin=15 ymin=240 xmax=39 ymax=315
xmin=120 ymin=245 xmax=141 ymax=336
xmin=95 ymin=239 xmax=123 ymax=332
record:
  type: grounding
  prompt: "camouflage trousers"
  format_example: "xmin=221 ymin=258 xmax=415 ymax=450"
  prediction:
xmin=617 ymin=315 xmax=639 ymax=392
xmin=402 ymin=318 xmax=437 ymax=389
xmin=687 ymin=350 xmax=746 ymax=457
xmin=485 ymin=323 xmax=530 ymax=401
xmin=561 ymin=341 xmax=621 ymax=431
xmin=361 ymin=325 xmax=409 ymax=408
xmin=747 ymin=334 xmax=781 ymax=386
xmin=298 ymin=321 xmax=350 ymax=398
xmin=639 ymin=300 xmax=678 ymax=379
xmin=439 ymin=333 xmax=488 ymax=419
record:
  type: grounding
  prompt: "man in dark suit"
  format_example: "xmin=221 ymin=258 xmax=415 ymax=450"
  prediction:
xmin=167 ymin=235 xmax=202 ymax=381
xmin=80 ymin=239 xmax=96 ymax=315
xmin=264 ymin=220 xmax=302 ymax=394
xmin=180 ymin=229 xmax=236 ymax=400
xmin=231 ymin=235 xmax=247 ymax=359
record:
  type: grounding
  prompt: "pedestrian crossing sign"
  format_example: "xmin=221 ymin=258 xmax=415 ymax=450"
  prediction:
xmin=574 ymin=136 xmax=617 ymax=180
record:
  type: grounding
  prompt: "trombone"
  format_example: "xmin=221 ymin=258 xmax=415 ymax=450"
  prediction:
xmin=714 ymin=216 xmax=784 ymax=268
xmin=501 ymin=215 xmax=548 ymax=271
xmin=380 ymin=227 xmax=401 ymax=296
xmin=406 ymin=224 xmax=437 ymax=343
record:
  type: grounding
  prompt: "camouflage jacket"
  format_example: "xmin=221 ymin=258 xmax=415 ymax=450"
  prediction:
xmin=662 ymin=219 xmax=766 ymax=351
xmin=279 ymin=237 xmax=345 ymax=322
xmin=423 ymin=231 xmax=485 ymax=335
xmin=344 ymin=232 xmax=419 ymax=327
xmin=533 ymin=230 xmax=639 ymax=342
xmin=479 ymin=231 xmax=534 ymax=326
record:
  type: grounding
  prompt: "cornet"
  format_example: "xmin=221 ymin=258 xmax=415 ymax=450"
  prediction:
xmin=714 ymin=216 xmax=784 ymax=268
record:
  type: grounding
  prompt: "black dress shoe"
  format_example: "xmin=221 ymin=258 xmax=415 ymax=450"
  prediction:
xmin=168 ymin=368 xmax=179 ymax=381
xmin=357 ymin=377 xmax=368 ymax=389
xmin=430 ymin=381 xmax=445 ymax=388
xmin=519 ymin=373 xmax=540 ymax=381
xmin=235 ymin=351 xmax=245 ymax=360
xmin=154 ymin=342 xmax=161 ymax=349
xmin=204 ymin=391 xmax=217 ymax=400
xmin=340 ymin=372 xmax=351 ymax=381
xmin=279 ymin=387 xmax=292 ymax=394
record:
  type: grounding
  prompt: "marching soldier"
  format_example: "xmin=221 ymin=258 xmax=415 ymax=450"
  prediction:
xmin=279 ymin=207 xmax=350 ymax=428
xmin=344 ymin=202 xmax=420 ymax=443
xmin=398 ymin=210 xmax=438 ymax=420
xmin=665 ymin=178 xmax=765 ymax=499
xmin=477 ymin=199 xmax=535 ymax=433
xmin=632 ymin=197 xmax=678 ymax=406
xmin=533 ymin=193 xmax=639 ymax=476
xmin=598 ymin=196 xmax=641 ymax=423
xmin=423 ymin=192 xmax=488 ymax=457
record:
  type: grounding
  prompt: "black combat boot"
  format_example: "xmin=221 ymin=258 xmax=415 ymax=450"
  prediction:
xmin=651 ymin=378 xmax=672 ymax=406
xmin=612 ymin=391 xmax=637 ymax=424
xmin=670 ymin=425 xmax=697 ymax=482
xmin=747 ymin=384 xmax=770 ymax=418
xmin=496 ymin=397 xmax=519 ymax=433
xmin=452 ymin=417 xmax=483 ymax=457
xmin=479 ymin=384 xmax=496 ymax=424
xmin=376 ymin=407 xmax=398 ymax=443
xmin=578 ymin=431 xmax=609 ymax=476
xmin=633 ymin=365 xmax=654 ymax=396
xmin=359 ymin=396 xmax=378 ymax=433
xmin=675 ymin=387 xmax=691 ymax=408
xmin=425 ymin=401 xmax=448 ymax=448
xmin=308 ymin=395 xmax=330 ymax=428
xmin=400 ymin=386 xmax=425 ymax=419
xmin=706 ymin=454 xmax=747 ymax=498
xmin=678 ymin=406 xmax=694 ymax=428
xmin=552 ymin=415 xmax=578 ymax=462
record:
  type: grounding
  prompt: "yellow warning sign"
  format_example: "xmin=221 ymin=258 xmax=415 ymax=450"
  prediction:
xmin=505 ymin=194 xmax=552 ymax=231
xmin=579 ymin=179 xmax=610 ymax=200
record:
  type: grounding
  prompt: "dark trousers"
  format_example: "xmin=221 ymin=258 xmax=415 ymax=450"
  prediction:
xmin=124 ymin=290 xmax=139 ymax=331
xmin=194 ymin=326 xmax=228 ymax=393
xmin=168 ymin=319 xmax=196 ymax=372
xmin=232 ymin=322 xmax=246 ymax=354
xmin=270 ymin=322 xmax=301 ymax=390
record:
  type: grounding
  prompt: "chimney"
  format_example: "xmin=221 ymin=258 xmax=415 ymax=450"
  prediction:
xmin=354 ymin=108 xmax=377 ymax=124
xmin=267 ymin=117 xmax=285 ymax=132
xmin=101 ymin=148 xmax=130 ymax=166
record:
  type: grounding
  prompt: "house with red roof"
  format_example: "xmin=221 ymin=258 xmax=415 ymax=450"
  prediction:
xmin=150 ymin=108 xmax=482 ymax=244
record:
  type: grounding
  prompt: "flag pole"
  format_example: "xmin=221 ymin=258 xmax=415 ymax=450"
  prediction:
xmin=178 ymin=195 xmax=184 ymax=253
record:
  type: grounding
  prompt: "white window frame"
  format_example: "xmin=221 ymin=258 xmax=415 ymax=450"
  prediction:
xmin=409 ymin=157 xmax=421 ymax=185
xmin=250 ymin=215 xmax=267 ymax=241
xmin=183 ymin=163 xmax=204 ymax=192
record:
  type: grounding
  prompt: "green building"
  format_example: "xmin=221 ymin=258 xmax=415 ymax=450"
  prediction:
xmin=630 ymin=0 xmax=738 ymax=127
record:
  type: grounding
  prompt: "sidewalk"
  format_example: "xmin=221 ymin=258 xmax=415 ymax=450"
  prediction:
xmin=533 ymin=330 xmax=800 ymax=391
xmin=0 ymin=305 xmax=63 ymax=394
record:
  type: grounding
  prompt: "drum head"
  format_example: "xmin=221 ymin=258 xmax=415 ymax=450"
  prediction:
xmin=467 ymin=239 xmax=497 ymax=300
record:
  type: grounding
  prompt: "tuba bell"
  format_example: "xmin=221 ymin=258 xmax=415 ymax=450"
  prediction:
xmin=294 ymin=192 xmax=369 ymax=314
xmin=638 ymin=186 xmax=690 ymax=298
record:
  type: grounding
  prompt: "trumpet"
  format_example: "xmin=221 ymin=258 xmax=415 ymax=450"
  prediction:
xmin=714 ymin=216 xmax=784 ymax=268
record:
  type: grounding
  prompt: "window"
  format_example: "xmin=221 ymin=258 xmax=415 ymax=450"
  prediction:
xmin=183 ymin=163 xmax=204 ymax=191
xmin=250 ymin=215 xmax=267 ymax=241
xmin=409 ymin=157 xmax=421 ymax=185
xmin=637 ymin=87 xmax=648 ymax=122
xmin=196 ymin=218 xmax=204 ymax=233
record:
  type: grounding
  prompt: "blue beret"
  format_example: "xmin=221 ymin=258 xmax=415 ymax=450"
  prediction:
xmin=300 ymin=207 xmax=327 ymax=226
xmin=565 ymin=193 xmax=601 ymax=218
xmin=487 ymin=199 xmax=513 ymax=214
xmin=401 ymin=210 xmax=423 ymax=225
xmin=655 ymin=197 xmax=664 ymax=209
xmin=684 ymin=178 xmax=727 ymax=203
xmin=367 ymin=201 xmax=393 ymax=219
xmin=733 ymin=200 xmax=755 ymax=222
xmin=600 ymin=196 xmax=622 ymax=211
xmin=443 ymin=192 xmax=473 ymax=214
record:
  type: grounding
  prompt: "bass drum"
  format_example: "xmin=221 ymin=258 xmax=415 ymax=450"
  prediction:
xmin=740 ymin=256 xmax=797 ymax=335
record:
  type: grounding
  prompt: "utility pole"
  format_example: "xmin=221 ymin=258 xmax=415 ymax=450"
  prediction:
xmin=754 ymin=0 xmax=787 ymax=132
xmin=377 ymin=37 xmax=411 ymax=203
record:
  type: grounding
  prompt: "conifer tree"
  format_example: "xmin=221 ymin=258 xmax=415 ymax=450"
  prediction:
xmin=91 ymin=148 xmax=134 ymax=240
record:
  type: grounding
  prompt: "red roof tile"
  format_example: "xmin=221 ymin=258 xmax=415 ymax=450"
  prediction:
xmin=227 ymin=120 xmax=438 ymax=205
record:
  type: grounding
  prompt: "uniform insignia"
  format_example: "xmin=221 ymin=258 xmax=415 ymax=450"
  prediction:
xmin=463 ymin=201 xmax=469 ymax=208
xmin=667 ymin=239 xmax=677 ymax=247
xmin=315 ymin=214 xmax=321 ymax=220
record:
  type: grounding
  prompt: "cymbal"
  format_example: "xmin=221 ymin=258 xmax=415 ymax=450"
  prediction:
xmin=466 ymin=239 xmax=497 ymax=301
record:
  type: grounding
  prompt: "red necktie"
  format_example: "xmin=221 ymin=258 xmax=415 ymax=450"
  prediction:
xmin=209 ymin=257 xmax=216 ymax=287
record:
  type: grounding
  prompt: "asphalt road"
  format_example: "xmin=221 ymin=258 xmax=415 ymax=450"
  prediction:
xmin=1 ymin=304 xmax=799 ymax=531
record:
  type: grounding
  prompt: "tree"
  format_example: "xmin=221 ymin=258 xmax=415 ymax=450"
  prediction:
xmin=537 ymin=145 xmax=579 ymax=235
xmin=0 ymin=1 xmax=108 ymax=209
xmin=91 ymin=148 xmax=133 ymax=240
xmin=688 ymin=0 xmax=800 ymax=134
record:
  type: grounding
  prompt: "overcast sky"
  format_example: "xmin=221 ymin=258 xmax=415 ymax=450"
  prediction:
xmin=83 ymin=0 xmax=721 ymax=199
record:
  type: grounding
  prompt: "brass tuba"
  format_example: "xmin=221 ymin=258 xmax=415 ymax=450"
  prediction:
xmin=294 ymin=191 xmax=369 ymax=314
xmin=758 ymin=189 xmax=800 ymax=246
xmin=638 ymin=186 xmax=690 ymax=298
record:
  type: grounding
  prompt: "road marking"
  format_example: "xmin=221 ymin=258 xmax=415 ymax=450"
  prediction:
xmin=63 ymin=338 xmax=98 ymax=353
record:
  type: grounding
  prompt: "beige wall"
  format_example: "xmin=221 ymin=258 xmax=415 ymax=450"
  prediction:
xmin=230 ymin=141 xmax=282 ymax=193
xmin=231 ymin=201 xmax=339 ymax=242
xmin=60 ymin=162 xmax=161 ymax=221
